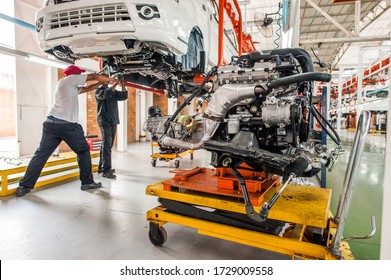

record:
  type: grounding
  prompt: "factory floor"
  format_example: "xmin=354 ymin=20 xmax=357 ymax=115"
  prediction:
xmin=0 ymin=142 xmax=290 ymax=260
xmin=0 ymin=130 xmax=385 ymax=260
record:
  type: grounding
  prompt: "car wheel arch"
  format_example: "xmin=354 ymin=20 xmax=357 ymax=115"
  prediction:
xmin=182 ymin=27 xmax=205 ymax=73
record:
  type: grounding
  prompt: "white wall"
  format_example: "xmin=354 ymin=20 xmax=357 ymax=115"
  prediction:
xmin=281 ymin=0 xmax=300 ymax=48
xmin=380 ymin=64 xmax=391 ymax=260
xmin=14 ymin=0 xmax=48 ymax=156
xmin=135 ymin=90 xmax=153 ymax=141
xmin=12 ymin=1 xmax=100 ymax=156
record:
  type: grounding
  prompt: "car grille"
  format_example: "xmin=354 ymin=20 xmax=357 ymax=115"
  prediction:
xmin=48 ymin=3 xmax=130 ymax=29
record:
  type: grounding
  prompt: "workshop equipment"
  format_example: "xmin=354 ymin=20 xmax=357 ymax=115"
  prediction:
xmin=162 ymin=164 xmax=279 ymax=206
xmin=150 ymin=142 xmax=194 ymax=168
xmin=145 ymin=111 xmax=376 ymax=260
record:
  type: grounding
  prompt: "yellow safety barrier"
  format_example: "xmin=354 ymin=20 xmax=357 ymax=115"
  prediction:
xmin=0 ymin=151 xmax=99 ymax=196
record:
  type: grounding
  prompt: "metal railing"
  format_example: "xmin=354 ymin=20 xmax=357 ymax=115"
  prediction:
xmin=331 ymin=110 xmax=376 ymax=255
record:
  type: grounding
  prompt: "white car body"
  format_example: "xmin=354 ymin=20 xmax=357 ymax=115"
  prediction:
xmin=36 ymin=0 xmax=239 ymax=95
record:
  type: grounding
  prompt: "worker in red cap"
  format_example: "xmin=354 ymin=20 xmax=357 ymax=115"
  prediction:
xmin=16 ymin=65 xmax=116 ymax=197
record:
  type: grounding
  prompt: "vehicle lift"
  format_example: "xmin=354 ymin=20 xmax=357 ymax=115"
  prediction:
xmin=146 ymin=112 xmax=376 ymax=260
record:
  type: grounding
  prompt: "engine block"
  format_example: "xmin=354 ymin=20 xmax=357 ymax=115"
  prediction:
xmin=144 ymin=48 xmax=340 ymax=180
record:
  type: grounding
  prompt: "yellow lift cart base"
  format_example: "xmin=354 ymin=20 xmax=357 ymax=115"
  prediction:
xmin=146 ymin=181 xmax=354 ymax=260
xmin=150 ymin=142 xmax=194 ymax=168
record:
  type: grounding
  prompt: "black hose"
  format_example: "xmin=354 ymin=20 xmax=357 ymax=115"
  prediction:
xmin=163 ymin=67 xmax=217 ymax=135
xmin=310 ymin=104 xmax=341 ymax=145
xmin=312 ymin=104 xmax=341 ymax=143
xmin=269 ymin=72 xmax=331 ymax=89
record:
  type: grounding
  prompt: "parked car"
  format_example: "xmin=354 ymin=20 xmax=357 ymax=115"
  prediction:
xmin=36 ymin=0 xmax=240 ymax=96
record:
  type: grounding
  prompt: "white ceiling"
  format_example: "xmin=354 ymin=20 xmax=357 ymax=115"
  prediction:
xmin=336 ymin=7 xmax=391 ymax=67
xmin=239 ymin=0 xmax=391 ymax=72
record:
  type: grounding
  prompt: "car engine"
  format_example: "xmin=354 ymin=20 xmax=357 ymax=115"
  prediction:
xmin=144 ymin=48 xmax=342 ymax=181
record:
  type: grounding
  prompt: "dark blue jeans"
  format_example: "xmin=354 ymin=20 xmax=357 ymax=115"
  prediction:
xmin=19 ymin=120 xmax=94 ymax=188
xmin=98 ymin=123 xmax=117 ymax=173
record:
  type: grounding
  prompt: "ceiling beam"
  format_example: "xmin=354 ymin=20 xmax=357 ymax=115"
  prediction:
xmin=300 ymin=28 xmax=351 ymax=34
xmin=305 ymin=0 xmax=354 ymax=37
xmin=301 ymin=0 xmax=375 ymax=7
xmin=355 ymin=0 xmax=361 ymax=35
xmin=300 ymin=21 xmax=354 ymax=28
xmin=329 ymin=1 xmax=390 ymax=70
xmin=300 ymin=34 xmax=391 ymax=44
xmin=301 ymin=13 xmax=356 ymax=19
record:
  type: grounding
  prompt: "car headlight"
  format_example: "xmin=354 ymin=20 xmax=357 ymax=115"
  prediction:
xmin=136 ymin=5 xmax=160 ymax=20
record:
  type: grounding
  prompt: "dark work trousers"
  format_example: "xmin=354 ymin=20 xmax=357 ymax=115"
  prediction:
xmin=19 ymin=120 xmax=94 ymax=189
xmin=98 ymin=123 xmax=117 ymax=173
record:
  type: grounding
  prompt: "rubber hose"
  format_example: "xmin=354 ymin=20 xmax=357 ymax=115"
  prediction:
xmin=269 ymin=72 xmax=331 ymax=89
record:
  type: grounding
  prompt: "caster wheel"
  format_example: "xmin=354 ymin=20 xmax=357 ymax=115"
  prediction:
xmin=151 ymin=158 xmax=157 ymax=167
xmin=175 ymin=160 xmax=180 ymax=168
xmin=149 ymin=226 xmax=167 ymax=246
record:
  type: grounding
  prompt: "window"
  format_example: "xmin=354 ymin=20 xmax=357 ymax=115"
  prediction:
xmin=0 ymin=0 xmax=17 ymax=157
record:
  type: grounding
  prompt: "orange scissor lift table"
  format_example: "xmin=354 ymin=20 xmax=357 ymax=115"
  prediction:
xmin=146 ymin=166 xmax=354 ymax=260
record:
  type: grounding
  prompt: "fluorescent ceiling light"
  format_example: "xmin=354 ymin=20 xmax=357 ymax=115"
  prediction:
xmin=25 ymin=54 xmax=70 ymax=69
xmin=0 ymin=44 xmax=70 ymax=69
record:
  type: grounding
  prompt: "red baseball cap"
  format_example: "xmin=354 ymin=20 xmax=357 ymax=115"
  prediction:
xmin=63 ymin=65 xmax=86 ymax=76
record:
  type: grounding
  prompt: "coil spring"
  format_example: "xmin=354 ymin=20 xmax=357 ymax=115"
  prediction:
xmin=0 ymin=155 xmax=33 ymax=165
xmin=274 ymin=3 xmax=282 ymax=49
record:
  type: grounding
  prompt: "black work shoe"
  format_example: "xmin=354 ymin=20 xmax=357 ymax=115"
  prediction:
xmin=81 ymin=181 xmax=102 ymax=191
xmin=102 ymin=172 xmax=116 ymax=179
xmin=98 ymin=169 xmax=115 ymax=174
xmin=15 ymin=186 xmax=31 ymax=197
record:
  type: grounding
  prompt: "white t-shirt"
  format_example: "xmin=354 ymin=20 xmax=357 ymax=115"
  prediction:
xmin=48 ymin=74 xmax=88 ymax=123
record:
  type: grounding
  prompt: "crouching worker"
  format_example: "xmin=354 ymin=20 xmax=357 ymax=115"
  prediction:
xmin=16 ymin=65 xmax=116 ymax=197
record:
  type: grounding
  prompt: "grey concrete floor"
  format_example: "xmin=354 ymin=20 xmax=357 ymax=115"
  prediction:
xmin=0 ymin=142 xmax=290 ymax=260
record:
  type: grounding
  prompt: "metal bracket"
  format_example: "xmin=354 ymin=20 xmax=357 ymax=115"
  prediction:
xmin=229 ymin=165 xmax=266 ymax=222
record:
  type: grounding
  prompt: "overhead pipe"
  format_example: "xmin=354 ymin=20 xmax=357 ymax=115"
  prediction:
xmin=0 ymin=12 xmax=35 ymax=31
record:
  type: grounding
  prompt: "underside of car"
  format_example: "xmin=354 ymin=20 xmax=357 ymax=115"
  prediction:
xmin=46 ymin=29 xmax=206 ymax=98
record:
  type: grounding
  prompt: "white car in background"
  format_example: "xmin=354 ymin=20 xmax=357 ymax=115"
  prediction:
xmin=36 ymin=0 xmax=240 ymax=96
